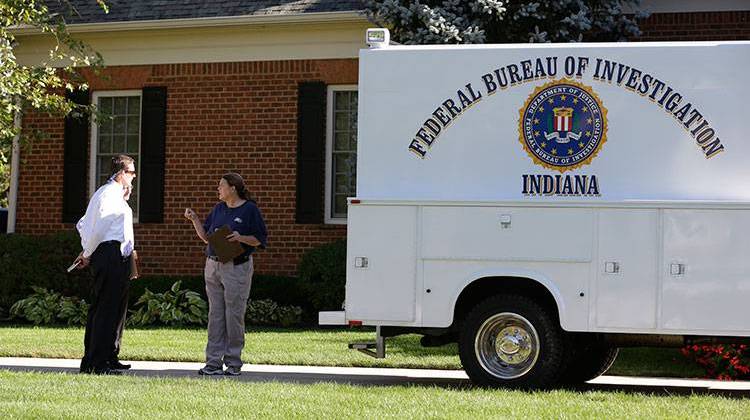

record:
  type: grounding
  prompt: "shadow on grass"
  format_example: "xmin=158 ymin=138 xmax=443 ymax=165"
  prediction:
xmin=1 ymin=365 xmax=748 ymax=398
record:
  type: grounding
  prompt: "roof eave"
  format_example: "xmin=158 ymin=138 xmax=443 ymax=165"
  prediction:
xmin=12 ymin=10 xmax=368 ymax=35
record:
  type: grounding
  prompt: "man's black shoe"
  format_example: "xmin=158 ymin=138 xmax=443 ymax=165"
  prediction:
xmin=109 ymin=361 xmax=131 ymax=370
xmin=92 ymin=368 xmax=122 ymax=375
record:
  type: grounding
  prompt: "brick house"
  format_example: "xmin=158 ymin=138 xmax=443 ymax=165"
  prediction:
xmin=8 ymin=1 xmax=749 ymax=277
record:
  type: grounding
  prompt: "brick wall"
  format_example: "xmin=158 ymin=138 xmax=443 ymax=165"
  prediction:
xmin=638 ymin=11 xmax=750 ymax=41
xmin=18 ymin=59 xmax=357 ymax=277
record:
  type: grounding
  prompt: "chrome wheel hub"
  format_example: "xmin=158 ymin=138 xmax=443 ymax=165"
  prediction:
xmin=475 ymin=313 xmax=540 ymax=379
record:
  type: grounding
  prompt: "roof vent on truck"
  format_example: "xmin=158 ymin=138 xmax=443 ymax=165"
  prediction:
xmin=366 ymin=28 xmax=390 ymax=49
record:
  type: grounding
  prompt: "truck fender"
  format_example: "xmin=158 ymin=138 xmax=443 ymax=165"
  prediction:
xmin=449 ymin=268 xmax=568 ymax=329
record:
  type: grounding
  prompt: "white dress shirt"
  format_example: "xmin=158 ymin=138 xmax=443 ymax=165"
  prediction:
xmin=76 ymin=181 xmax=134 ymax=258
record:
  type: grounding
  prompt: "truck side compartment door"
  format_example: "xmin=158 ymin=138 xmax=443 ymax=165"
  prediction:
xmin=595 ymin=210 xmax=658 ymax=330
xmin=345 ymin=204 xmax=418 ymax=323
xmin=661 ymin=209 xmax=750 ymax=333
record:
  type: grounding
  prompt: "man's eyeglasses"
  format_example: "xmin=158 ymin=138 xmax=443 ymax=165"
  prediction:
xmin=123 ymin=170 xmax=136 ymax=175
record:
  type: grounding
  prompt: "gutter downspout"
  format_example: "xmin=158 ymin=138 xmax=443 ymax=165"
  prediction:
xmin=7 ymin=102 xmax=21 ymax=233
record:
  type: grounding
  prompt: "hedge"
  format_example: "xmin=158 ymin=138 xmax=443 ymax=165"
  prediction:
xmin=0 ymin=233 xmax=346 ymax=325
xmin=0 ymin=231 xmax=92 ymax=316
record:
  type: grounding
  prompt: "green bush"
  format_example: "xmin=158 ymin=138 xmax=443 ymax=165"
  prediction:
xmin=9 ymin=287 xmax=89 ymax=326
xmin=0 ymin=231 xmax=316 ymax=323
xmin=128 ymin=281 xmax=208 ymax=327
xmin=246 ymin=299 xmax=303 ymax=327
xmin=128 ymin=275 xmax=205 ymax=307
xmin=58 ymin=297 xmax=89 ymax=326
xmin=298 ymin=240 xmax=347 ymax=312
xmin=129 ymin=274 xmax=307 ymax=308
xmin=0 ymin=232 xmax=92 ymax=314
xmin=251 ymin=275 xmax=308 ymax=306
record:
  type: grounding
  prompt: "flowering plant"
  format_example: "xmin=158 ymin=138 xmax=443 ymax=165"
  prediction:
xmin=681 ymin=344 xmax=750 ymax=380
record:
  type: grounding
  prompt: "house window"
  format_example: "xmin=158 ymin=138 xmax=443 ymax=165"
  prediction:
xmin=90 ymin=91 xmax=142 ymax=217
xmin=326 ymin=86 xmax=358 ymax=223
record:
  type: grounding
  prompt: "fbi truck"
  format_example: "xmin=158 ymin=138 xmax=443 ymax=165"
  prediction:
xmin=320 ymin=29 xmax=750 ymax=388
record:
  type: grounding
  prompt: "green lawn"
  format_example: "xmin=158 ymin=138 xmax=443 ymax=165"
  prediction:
xmin=0 ymin=370 xmax=747 ymax=419
xmin=0 ymin=326 xmax=705 ymax=378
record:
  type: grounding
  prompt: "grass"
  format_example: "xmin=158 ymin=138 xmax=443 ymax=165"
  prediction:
xmin=1 ymin=370 xmax=748 ymax=419
xmin=0 ymin=325 xmax=706 ymax=378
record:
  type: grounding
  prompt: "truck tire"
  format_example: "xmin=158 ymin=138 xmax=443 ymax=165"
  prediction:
xmin=560 ymin=341 xmax=618 ymax=384
xmin=459 ymin=295 xmax=566 ymax=389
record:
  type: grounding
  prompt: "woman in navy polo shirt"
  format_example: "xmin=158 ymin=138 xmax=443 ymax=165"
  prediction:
xmin=184 ymin=172 xmax=267 ymax=376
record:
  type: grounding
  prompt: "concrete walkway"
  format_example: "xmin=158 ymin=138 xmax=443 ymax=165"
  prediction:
xmin=2 ymin=357 xmax=749 ymax=395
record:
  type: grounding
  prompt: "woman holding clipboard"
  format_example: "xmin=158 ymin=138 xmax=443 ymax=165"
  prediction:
xmin=184 ymin=172 xmax=268 ymax=376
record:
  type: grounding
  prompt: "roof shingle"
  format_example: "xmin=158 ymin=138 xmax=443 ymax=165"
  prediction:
xmin=46 ymin=0 xmax=365 ymax=25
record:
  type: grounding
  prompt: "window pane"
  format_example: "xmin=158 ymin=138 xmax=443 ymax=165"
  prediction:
xmin=335 ymin=112 xmax=348 ymax=134
xmin=114 ymin=97 xmax=127 ymax=114
xmin=334 ymin=132 xmax=348 ymax=150
xmin=98 ymin=134 xmax=111 ymax=153
xmin=333 ymin=195 xmax=347 ymax=217
xmin=335 ymin=154 xmax=349 ymax=172
xmin=99 ymin=97 xmax=112 ymax=113
xmin=98 ymin=157 xmax=110 ymax=185
xmin=335 ymin=174 xmax=348 ymax=193
xmin=99 ymin=118 xmax=112 ymax=135
xmin=127 ymin=116 xmax=139 ymax=135
xmin=113 ymin=135 xmax=125 ymax=153
xmin=113 ymin=116 xmax=126 ymax=134
xmin=335 ymin=91 xmax=349 ymax=111
xmin=128 ymin=97 xmax=140 ymax=115
xmin=126 ymin=136 xmax=139 ymax=154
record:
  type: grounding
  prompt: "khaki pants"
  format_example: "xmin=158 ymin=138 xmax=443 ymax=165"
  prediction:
xmin=204 ymin=256 xmax=253 ymax=369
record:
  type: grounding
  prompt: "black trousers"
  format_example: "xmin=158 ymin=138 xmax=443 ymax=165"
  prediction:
xmin=80 ymin=241 xmax=131 ymax=372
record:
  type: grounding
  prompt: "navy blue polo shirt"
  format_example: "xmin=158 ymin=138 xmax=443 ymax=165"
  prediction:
xmin=203 ymin=200 xmax=268 ymax=258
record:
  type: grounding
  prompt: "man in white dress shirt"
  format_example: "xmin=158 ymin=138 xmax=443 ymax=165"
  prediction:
xmin=74 ymin=155 xmax=136 ymax=375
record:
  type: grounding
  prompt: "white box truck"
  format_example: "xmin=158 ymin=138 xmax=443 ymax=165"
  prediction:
xmin=320 ymin=30 xmax=750 ymax=388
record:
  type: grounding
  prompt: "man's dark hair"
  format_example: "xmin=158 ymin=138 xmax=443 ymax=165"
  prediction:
xmin=110 ymin=154 xmax=135 ymax=178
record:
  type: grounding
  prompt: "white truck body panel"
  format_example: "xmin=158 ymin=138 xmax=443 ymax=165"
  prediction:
xmin=344 ymin=41 xmax=750 ymax=337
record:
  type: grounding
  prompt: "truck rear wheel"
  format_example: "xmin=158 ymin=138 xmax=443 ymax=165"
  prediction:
xmin=561 ymin=340 xmax=618 ymax=384
xmin=459 ymin=295 xmax=566 ymax=389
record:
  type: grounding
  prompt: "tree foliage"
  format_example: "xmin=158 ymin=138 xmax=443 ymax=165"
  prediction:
xmin=364 ymin=0 xmax=648 ymax=45
xmin=0 ymin=1 xmax=107 ymax=206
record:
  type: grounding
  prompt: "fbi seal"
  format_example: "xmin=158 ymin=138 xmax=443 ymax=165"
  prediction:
xmin=518 ymin=79 xmax=608 ymax=172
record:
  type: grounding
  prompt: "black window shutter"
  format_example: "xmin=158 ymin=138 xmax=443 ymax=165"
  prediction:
xmin=62 ymin=89 xmax=90 ymax=223
xmin=296 ymin=82 xmax=326 ymax=224
xmin=139 ymin=87 xmax=167 ymax=223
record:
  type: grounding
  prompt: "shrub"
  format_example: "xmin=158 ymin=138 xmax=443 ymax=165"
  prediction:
xmin=128 ymin=281 xmax=208 ymax=327
xmin=130 ymin=274 xmax=307 ymax=308
xmin=0 ymin=232 xmax=93 ymax=313
xmin=246 ymin=299 xmax=303 ymax=327
xmin=128 ymin=275 xmax=205 ymax=307
xmin=298 ymin=240 xmax=346 ymax=312
xmin=58 ymin=297 xmax=90 ymax=326
xmin=250 ymin=275 xmax=308 ymax=308
xmin=682 ymin=344 xmax=750 ymax=380
xmin=9 ymin=287 xmax=89 ymax=326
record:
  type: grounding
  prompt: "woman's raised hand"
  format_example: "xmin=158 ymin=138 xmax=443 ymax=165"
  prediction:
xmin=184 ymin=208 xmax=198 ymax=221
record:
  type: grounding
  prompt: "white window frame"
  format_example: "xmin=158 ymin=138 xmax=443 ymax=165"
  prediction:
xmin=325 ymin=85 xmax=358 ymax=224
xmin=89 ymin=90 xmax=143 ymax=222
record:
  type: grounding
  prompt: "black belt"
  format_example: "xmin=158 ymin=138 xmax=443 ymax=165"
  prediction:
xmin=207 ymin=254 xmax=250 ymax=265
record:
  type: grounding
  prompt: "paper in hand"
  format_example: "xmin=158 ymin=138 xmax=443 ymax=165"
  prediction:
xmin=66 ymin=259 xmax=81 ymax=272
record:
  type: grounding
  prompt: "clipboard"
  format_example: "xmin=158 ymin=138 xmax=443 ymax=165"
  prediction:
xmin=207 ymin=225 xmax=245 ymax=263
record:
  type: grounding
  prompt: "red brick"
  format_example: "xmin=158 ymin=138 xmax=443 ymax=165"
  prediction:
xmin=18 ymin=58 xmax=353 ymax=277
